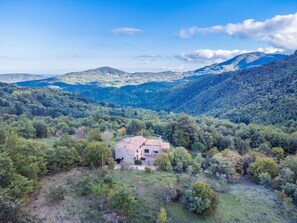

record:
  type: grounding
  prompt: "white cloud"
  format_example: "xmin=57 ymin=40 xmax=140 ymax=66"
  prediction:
xmin=110 ymin=27 xmax=143 ymax=35
xmin=179 ymin=13 xmax=297 ymax=50
xmin=176 ymin=48 xmax=284 ymax=63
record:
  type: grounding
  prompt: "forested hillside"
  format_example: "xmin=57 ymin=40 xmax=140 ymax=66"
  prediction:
xmin=1 ymin=82 xmax=297 ymax=222
xmin=38 ymin=51 xmax=296 ymax=128
xmin=158 ymin=51 xmax=297 ymax=126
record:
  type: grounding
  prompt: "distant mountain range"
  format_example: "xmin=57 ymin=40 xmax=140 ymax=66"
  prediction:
xmin=0 ymin=73 xmax=45 ymax=83
xmin=15 ymin=51 xmax=296 ymax=126
xmin=190 ymin=52 xmax=286 ymax=75
xmin=14 ymin=51 xmax=285 ymax=88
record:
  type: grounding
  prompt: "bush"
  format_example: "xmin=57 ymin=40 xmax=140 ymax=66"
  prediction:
xmin=248 ymin=157 xmax=279 ymax=180
xmin=156 ymin=208 xmax=168 ymax=223
xmin=271 ymin=147 xmax=285 ymax=161
xmin=190 ymin=142 xmax=206 ymax=152
xmin=76 ymin=175 xmax=100 ymax=196
xmin=144 ymin=166 xmax=153 ymax=173
xmin=4 ymin=174 xmax=34 ymax=201
xmin=169 ymin=147 xmax=192 ymax=172
xmin=108 ymin=185 xmax=136 ymax=216
xmin=154 ymin=153 xmax=171 ymax=171
xmin=32 ymin=121 xmax=48 ymax=138
xmin=120 ymin=162 xmax=131 ymax=170
xmin=208 ymin=147 xmax=219 ymax=157
xmin=47 ymin=185 xmax=67 ymax=202
xmin=258 ymin=172 xmax=272 ymax=186
xmin=84 ymin=142 xmax=111 ymax=167
xmin=134 ymin=160 xmax=142 ymax=165
xmin=281 ymin=183 xmax=297 ymax=197
xmin=0 ymin=195 xmax=36 ymax=223
xmin=185 ymin=181 xmax=218 ymax=215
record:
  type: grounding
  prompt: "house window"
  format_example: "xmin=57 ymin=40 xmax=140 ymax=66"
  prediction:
xmin=154 ymin=151 xmax=158 ymax=154
xmin=144 ymin=149 xmax=149 ymax=153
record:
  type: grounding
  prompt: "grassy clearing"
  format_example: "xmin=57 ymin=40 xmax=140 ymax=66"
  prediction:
xmin=36 ymin=137 xmax=59 ymax=149
xmin=26 ymin=168 xmax=297 ymax=223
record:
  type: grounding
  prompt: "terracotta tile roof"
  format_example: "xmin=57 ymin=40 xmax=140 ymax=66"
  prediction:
xmin=114 ymin=136 xmax=146 ymax=151
xmin=114 ymin=136 xmax=170 ymax=151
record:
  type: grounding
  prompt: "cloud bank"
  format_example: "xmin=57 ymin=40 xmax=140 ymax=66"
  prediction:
xmin=179 ymin=13 xmax=297 ymax=50
xmin=176 ymin=47 xmax=283 ymax=63
xmin=110 ymin=27 xmax=143 ymax=35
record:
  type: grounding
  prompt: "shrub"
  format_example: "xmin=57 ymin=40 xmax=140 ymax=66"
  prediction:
xmin=190 ymin=142 xmax=206 ymax=152
xmin=154 ymin=152 xmax=171 ymax=171
xmin=108 ymin=185 xmax=136 ymax=216
xmin=208 ymin=147 xmax=219 ymax=157
xmin=279 ymin=190 xmax=286 ymax=202
xmin=281 ymin=183 xmax=297 ymax=197
xmin=103 ymin=175 xmax=114 ymax=187
xmin=86 ymin=128 xmax=102 ymax=142
xmin=84 ymin=142 xmax=111 ymax=167
xmin=91 ymin=183 xmax=110 ymax=197
xmin=47 ymin=146 xmax=80 ymax=172
xmin=32 ymin=121 xmax=48 ymax=138
xmin=248 ymin=157 xmax=278 ymax=180
xmin=258 ymin=172 xmax=272 ymax=186
xmin=76 ymin=175 xmax=100 ymax=196
xmin=271 ymin=147 xmax=285 ymax=161
xmin=0 ymin=195 xmax=36 ymax=223
xmin=4 ymin=174 xmax=34 ymax=201
xmin=120 ymin=162 xmax=131 ymax=170
xmin=185 ymin=181 xmax=218 ymax=215
xmin=47 ymin=185 xmax=67 ymax=202
xmin=156 ymin=208 xmax=168 ymax=223
xmin=192 ymin=154 xmax=202 ymax=175
xmin=144 ymin=166 xmax=153 ymax=173
xmin=134 ymin=160 xmax=142 ymax=165
xmin=158 ymin=185 xmax=178 ymax=203
xmin=169 ymin=147 xmax=192 ymax=172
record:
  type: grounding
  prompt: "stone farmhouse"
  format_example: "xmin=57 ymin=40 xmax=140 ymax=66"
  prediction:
xmin=114 ymin=136 xmax=170 ymax=164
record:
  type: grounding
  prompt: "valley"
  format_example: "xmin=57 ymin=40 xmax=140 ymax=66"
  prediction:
xmin=1 ymin=2 xmax=297 ymax=223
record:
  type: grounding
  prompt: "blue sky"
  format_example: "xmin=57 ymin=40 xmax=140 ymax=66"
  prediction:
xmin=0 ymin=0 xmax=297 ymax=74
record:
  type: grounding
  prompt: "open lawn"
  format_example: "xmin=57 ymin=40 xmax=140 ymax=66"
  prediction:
xmin=26 ymin=168 xmax=297 ymax=223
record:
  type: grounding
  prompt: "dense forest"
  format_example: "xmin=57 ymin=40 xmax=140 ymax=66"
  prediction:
xmin=1 ymin=81 xmax=297 ymax=222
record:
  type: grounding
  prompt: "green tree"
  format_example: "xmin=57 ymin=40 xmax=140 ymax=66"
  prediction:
xmin=86 ymin=128 xmax=102 ymax=142
xmin=192 ymin=154 xmax=202 ymax=174
xmin=33 ymin=121 xmax=48 ymax=138
xmin=4 ymin=174 xmax=34 ymax=201
xmin=185 ymin=181 xmax=218 ymax=214
xmin=84 ymin=142 xmax=111 ymax=167
xmin=190 ymin=142 xmax=206 ymax=152
xmin=0 ymin=152 xmax=15 ymax=187
xmin=169 ymin=147 xmax=192 ymax=171
xmin=47 ymin=146 xmax=80 ymax=172
xmin=154 ymin=152 xmax=171 ymax=171
xmin=126 ymin=120 xmax=145 ymax=135
xmin=248 ymin=157 xmax=279 ymax=180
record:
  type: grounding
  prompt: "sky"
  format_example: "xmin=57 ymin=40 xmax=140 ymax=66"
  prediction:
xmin=0 ymin=0 xmax=297 ymax=74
